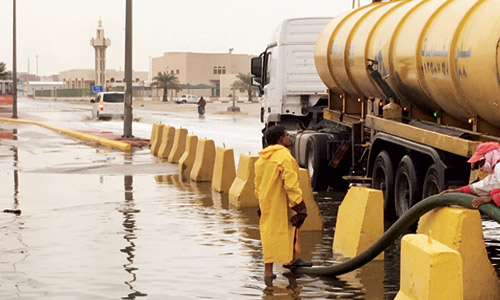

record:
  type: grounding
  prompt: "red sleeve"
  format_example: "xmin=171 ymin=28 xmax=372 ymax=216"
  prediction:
xmin=459 ymin=185 xmax=472 ymax=194
xmin=489 ymin=189 xmax=500 ymax=207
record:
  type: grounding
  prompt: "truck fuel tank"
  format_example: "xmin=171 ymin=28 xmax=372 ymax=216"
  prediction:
xmin=315 ymin=0 xmax=500 ymax=132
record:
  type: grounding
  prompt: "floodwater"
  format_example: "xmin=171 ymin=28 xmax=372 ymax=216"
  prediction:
xmin=1 ymin=102 xmax=500 ymax=299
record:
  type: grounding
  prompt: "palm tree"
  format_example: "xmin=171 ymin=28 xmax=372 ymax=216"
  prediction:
xmin=152 ymin=71 xmax=181 ymax=101
xmin=231 ymin=73 xmax=258 ymax=101
xmin=0 ymin=62 xmax=8 ymax=79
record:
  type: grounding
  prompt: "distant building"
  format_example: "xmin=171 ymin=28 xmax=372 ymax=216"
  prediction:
xmin=59 ymin=69 xmax=148 ymax=90
xmin=24 ymin=81 xmax=64 ymax=98
xmin=18 ymin=72 xmax=40 ymax=83
xmin=40 ymin=74 xmax=60 ymax=82
xmin=152 ymin=51 xmax=253 ymax=98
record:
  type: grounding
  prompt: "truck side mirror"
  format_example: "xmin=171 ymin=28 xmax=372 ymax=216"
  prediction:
xmin=252 ymin=77 xmax=264 ymax=95
xmin=252 ymin=77 xmax=261 ymax=86
xmin=251 ymin=57 xmax=262 ymax=77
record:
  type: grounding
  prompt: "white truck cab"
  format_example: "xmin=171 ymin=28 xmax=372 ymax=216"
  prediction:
xmin=251 ymin=18 xmax=352 ymax=191
xmin=252 ymin=18 xmax=331 ymax=127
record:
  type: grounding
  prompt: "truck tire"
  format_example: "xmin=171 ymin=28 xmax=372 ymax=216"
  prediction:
xmin=372 ymin=151 xmax=396 ymax=221
xmin=306 ymin=135 xmax=329 ymax=191
xmin=422 ymin=164 xmax=445 ymax=198
xmin=394 ymin=155 xmax=421 ymax=219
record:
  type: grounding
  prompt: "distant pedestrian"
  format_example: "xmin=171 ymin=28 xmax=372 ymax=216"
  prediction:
xmin=197 ymin=97 xmax=206 ymax=116
xmin=441 ymin=142 xmax=500 ymax=208
xmin=254 ymin=125 xmax=312 ymax=285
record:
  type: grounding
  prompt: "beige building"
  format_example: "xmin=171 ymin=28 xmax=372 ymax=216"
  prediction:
xmin=152 ymin=51 xmax=253 ymax=98
xmin=59 ymin=69 xmax=148 ymax=89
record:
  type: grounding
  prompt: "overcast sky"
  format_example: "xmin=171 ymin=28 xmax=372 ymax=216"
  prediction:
xmin=0 ymin=0 xmax=371 ymax=76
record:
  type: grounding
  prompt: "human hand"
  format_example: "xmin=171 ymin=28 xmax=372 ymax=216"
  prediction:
xmin=290 ymin=213 xmax=307 ymax=228
xmin=472 ymin=195 xmax=493 ymax=208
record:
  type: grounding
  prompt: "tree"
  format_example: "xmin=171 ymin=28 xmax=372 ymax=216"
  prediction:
xmin=0 ymin=62 xmax=8 ymax=79
xmin=231 ymin=73 xmax=258 ymax=101
xmin=152 ymin=71 xmax=181 ymax=101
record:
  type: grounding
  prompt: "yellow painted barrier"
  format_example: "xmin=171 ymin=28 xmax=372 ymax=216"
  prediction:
xmin=168 ymin=128 xmax=188 ymax=163
xmin=179 ymin=135 xmax=198 ymax=178
xmin=394 ymin=234 xmax=463 ymax=300
xmin=228 ymin=153 xmax=259 ymax=207
xmin=157 ymin=125 xmax=175 ymax=158
xmin=332 ymin=187 xmax=384 ymax=259
xmin=296 ymin=168 xmax=323 ymax=232
xmin=417 ymin=207 xmax=500 ymax=300
xmin=190 ymin=139 xmax=216 ymax=182
xmin=151 ymin=123 xmax=164 ymax=156
xmin=211 ymin=146 xmax=236 ymax=193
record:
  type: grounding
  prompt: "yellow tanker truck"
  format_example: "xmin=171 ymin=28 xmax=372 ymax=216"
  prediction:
xmin=251 ymin=0 xmax=500 ymax=220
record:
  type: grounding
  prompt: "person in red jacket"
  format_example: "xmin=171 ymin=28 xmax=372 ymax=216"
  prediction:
xmin=441 ymin=142 xmax=500 ymax=208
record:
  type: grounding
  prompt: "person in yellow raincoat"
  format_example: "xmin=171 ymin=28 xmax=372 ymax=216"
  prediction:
xmin=254 ymin=125 xmax=312 ymax=282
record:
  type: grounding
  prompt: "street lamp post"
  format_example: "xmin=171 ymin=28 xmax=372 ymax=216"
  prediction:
xmin=123 ymin=0 xmax=133 ymax=138
xmin=12 ymin=0 xmax=17 ymax=118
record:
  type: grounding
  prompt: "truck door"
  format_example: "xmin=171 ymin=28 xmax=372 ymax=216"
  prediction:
xmin=262 ymin=48 xmax=281 ymax=124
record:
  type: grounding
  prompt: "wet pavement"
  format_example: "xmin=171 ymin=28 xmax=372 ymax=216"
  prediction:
xmin=1 ymin=98 xmax=500 ymax=299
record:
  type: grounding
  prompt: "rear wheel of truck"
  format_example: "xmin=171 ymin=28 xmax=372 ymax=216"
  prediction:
xmin=422 ymin=164 xmax=445 ymax=198
xmin=372 ymin=151 xmax=396 ymax=221
xmin=394 ymin=155 xmax=421 ymax=219
xmin=306 ymin=135 xmax=329 ymax=191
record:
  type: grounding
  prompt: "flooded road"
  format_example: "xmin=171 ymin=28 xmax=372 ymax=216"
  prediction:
xmin=1 ymin=98 xmax=500 ymax=299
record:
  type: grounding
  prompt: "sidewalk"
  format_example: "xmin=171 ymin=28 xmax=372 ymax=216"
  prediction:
xmin=0 ymin=108 xmax=149 ymax=151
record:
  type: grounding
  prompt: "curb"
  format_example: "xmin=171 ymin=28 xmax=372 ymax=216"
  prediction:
xmin=0 ymin=117 xmax=132 ymax=151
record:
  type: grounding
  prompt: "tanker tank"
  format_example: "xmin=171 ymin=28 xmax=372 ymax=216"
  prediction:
xmin=315 ymin=0 xmax=500 ymax=134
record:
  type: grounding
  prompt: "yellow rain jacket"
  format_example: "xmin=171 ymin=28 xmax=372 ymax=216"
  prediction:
xmin=254 ymin=144 xmax=302 ymax=263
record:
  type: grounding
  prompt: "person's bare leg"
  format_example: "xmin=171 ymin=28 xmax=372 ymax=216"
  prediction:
xmin=264 ymin=262 xmax=274 ymax=278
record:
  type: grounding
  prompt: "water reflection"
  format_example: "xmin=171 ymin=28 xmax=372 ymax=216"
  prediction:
xmin=119 ymin=175 xmax=147 ymax=299
xmin=154 ymin=174 xmax=330 ymax=299
xmin=11 ymin=129 xmax=19 ymax=210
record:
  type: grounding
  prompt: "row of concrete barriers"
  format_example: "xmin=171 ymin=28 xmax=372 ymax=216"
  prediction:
xmin=149 ymin=122 xmax=323 ymax=232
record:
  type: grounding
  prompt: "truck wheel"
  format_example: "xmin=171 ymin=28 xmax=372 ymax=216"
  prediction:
xmin=306 ymin=135 xmax=328 ymax=191
xmin=372 ymin=151 xmax=396 ymax=221
xmin=394 ymin=155 xmax=421 ymax=219
xmin=422 ymin=164 xmax=444 ymax=198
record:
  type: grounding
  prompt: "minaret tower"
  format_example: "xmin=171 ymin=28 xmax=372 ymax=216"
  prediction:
xmin=90 ymin=19 xmax=111 ymax=87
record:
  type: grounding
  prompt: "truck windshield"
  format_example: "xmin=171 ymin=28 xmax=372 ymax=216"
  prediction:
xmin=103 ymin=93 xmax=124 ymax=103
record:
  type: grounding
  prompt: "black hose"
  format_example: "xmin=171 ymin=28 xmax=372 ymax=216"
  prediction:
xmin=295 ymin=193 xmax=500 ymax=276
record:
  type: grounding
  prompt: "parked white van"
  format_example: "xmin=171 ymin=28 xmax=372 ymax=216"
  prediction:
xmin=91 ymin=92 xmax=125 ymax=120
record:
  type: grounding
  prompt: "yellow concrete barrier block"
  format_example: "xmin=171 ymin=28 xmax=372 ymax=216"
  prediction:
xmin=168 ymin=128 xmax=188 ymax=163
xmin=150 ymin=122 xmax=158 ymax=145
xmin=179 ymin=135 xmax=198 ymax=178
xmin=228 ymin=153 xmax=259 ymax=207
xmin=417 ymin=207 xmax=500 ymax=300
xmin=150 ymin=123 xmax=164 ymax=156
xmin=332 ymin=187 xmax=384 ymax=259
xmin=394 ymin=234 xmax=463 ymax=300
xmin=211 ymin=146 xmax=236 ymax=193
xmin=157 ymin=125 xmax=175 ymax=158
xmin=297 ymin=168 xmax=323 ymax=232
xmin=190 ymin=139 xmax=216 ymax=182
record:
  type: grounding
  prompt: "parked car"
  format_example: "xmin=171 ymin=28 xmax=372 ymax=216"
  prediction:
xmin=175 ymin=94 xmax=198 ymax=104
xmin=91 ymin=92 xmax=125 ymax=120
